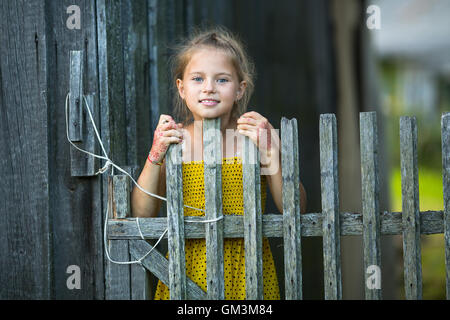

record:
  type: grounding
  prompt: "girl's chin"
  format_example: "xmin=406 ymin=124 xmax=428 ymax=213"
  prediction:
xmin=195 ymin=109 xmax=233 ymax=119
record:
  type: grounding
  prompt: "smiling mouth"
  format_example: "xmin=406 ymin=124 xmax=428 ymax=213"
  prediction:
xmin=199 ymin=99 xmax=220 ymax=106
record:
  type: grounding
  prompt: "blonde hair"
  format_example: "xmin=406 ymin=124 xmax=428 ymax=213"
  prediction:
xmin=170 ymin=26 xmax=256 ymax=125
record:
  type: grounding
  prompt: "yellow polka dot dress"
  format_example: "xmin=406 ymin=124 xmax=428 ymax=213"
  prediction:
xmin=154 ymin=157 xmax=280 ymax=300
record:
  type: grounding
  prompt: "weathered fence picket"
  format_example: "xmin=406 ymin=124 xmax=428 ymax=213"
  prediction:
xmin=242 ymin=127 xmax=264 ymax=300
xmin=400 ymin=117 xmax=423 ymax=300
xmin=106 ymin=175 xmax=131 ymax=299
xmin=319 ymin=114 xmax=342 ymax=300
xmin=203 ymin=119 xmax=225 ymax=299
xmin=281 ymin=117 xmax=303 ymax=300
xmin=166 ymin=143 xmax=187 ymax=300
xmin=441 ymin=112 xmax=450 ymax=300
xmin=104 ymin=112 xmax=450 ymax=300
xmin=360 ymin=112 xmax=382 ymax=300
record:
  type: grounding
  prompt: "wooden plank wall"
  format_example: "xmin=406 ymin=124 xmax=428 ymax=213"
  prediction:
xmin=51 ymin=0 xmax=103 ymax=299
xmin=0 ymin=0 xmax=149 ymax=299
xmin=0 ymin=0 xmax=51 ymax=299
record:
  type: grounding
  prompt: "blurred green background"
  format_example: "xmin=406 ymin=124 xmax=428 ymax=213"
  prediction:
xmin=378 ymin=59 xmax=448 ymax=299
xmin=373 ymin=0 xmax=450 ymax=299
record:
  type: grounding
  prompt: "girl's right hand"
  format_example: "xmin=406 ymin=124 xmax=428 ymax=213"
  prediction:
xmin=148 ymin=115 xmax=183 ymax=164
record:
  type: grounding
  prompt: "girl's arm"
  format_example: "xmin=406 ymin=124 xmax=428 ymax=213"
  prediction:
xmin=131 ymin=115 xmax=183 ymax=217
xmin=131 ymin=160 xmax=166 ymax=217
xmin=263 ymin=148 xmax=307 ymax=214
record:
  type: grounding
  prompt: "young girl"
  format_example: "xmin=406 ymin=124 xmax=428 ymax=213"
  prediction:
xmin=131 ymin=27 xmax=307 ymax=300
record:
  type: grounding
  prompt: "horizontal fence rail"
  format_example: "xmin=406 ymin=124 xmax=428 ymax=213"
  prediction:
xmin=105 ymin=112 xmax=450 ymax=300
xmin=108 ymin=210 xmax=447 ymax=238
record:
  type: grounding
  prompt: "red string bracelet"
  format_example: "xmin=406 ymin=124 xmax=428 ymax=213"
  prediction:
xmin=148 ymin=154 xmax=163 ymax=166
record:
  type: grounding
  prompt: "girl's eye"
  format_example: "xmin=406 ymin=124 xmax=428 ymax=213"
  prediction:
xmin=191 ymin=77 xmax=229 ymax=83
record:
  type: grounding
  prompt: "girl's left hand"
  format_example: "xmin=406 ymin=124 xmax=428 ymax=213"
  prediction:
xmin=237 ymin=111 xmax=280 ymax=158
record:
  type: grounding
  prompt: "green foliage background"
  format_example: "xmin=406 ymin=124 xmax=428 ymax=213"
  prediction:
xmin=380 ymin=60 xmax=449 ymax=299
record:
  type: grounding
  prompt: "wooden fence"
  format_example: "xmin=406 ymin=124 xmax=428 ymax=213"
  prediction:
xmin=107 ymin=112 xmax=450 ymax=300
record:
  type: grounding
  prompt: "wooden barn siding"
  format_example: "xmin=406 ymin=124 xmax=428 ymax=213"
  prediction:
xmin=0 ymin=0 xmax=150 ymax=299
xmin=51 ymin=0 xmax=103 ymax=300
xmin=0 ymin=0 xmax=51 ymax=299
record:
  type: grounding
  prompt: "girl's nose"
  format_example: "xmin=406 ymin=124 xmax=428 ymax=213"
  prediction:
xmin=202 ymin=79 xmax=216 ymax=93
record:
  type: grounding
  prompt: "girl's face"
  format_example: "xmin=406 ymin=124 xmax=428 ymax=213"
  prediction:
xmin=176 ymin=47 xmax=246 ymax=124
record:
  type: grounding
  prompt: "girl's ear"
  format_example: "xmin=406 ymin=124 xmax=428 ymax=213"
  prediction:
xmin=176 ymin=79 xmax=185 ymax=99
xmin=237 ymin=81 xmax=247 ymax=100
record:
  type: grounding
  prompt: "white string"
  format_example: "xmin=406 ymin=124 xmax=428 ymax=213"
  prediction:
xmin=65 ymin=92 xmax=224 ymax=265
xmin=134 ymin=217 xmax=167 ymax=265
xmin=186 ymin=215 xmax=224 ymax=223
xmin=65 ymin=93 xmax=200 ymax=209
xmin=136 ymin=217 xmax=145 ymax=240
